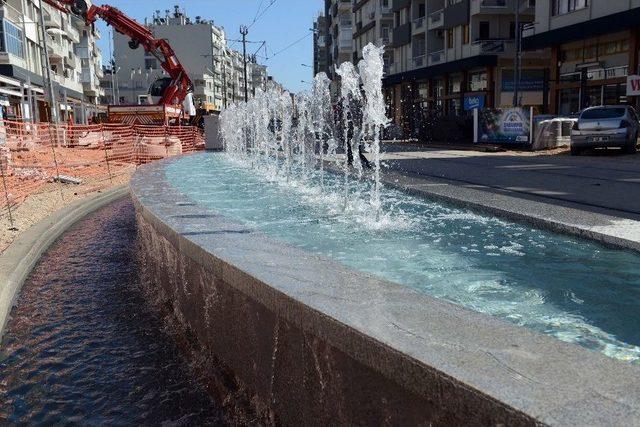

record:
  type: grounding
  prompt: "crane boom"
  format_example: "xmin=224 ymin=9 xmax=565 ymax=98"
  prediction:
xmin=43 ymin=0 xmax=193 ymax=107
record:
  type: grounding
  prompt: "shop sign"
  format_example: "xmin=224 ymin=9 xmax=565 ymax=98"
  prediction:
xmin=464 ymin=95 xmax=484 ymax=110
xmin=477 ymin=107 xmax=531 ymax=144
xmin=627 ymin=75 xmax=640 ymax=96
xmin=502 ymin=69 xmax=545 ymax=92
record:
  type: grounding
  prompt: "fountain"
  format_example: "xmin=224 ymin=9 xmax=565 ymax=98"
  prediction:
xmin=129 ymin=42 xmax=640 ymax=424
xmin=220 ymin=43 xmax=388 ymax=221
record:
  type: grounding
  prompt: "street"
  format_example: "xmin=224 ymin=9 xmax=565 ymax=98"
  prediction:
xmin=381 ymin=145 xmax=640 ymax=221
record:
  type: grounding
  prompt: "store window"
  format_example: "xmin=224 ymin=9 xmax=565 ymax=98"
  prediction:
xmin=449 ymin=74 xmax=462 ymax=94
xmin=585 ymin=85 xmax=602 ymax=108
xmin=603 ymin=84 xmax=628 ymax=105
xmin=0 ymin=20 xmax=24 ymax=58
xmin=417 ymin=82 xmax=428 ymax=100
xmin=558 ymin=88 xmax=580 ymax=115
xmin=463 ymin=24 xmax=469 ymax=45
xmin=432 ymin=79 xmax=444 ymax=98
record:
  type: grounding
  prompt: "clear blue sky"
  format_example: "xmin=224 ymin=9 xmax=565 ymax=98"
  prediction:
xmin=94 ymin=0 xmax=323 ymax=93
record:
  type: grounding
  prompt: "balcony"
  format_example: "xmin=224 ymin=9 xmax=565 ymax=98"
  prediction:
xmin=470 ymin=0 xmax=515 ymax=15
xmin=412 ymin=16 xmax=425 ymax=33
xmin=43 ymin=8 xmax=62 ymax=28
xmin=428 ymin=50 xmax=445 ymax=65
xmin=64 ymin=24 xmax=80 ymax=44
xmin=47 ymin=39 xmax=66 ymax=59
xmin=428 ymin=9 xmax=443 ymax=29
xmin=412 ymin=54 xmax=426 ymax=68
xmin=391 ymin=22 xmax=411 ymax=47
xmin=64 ymin=52 xmax=78 ymax=69
xmin=469 ymin=39 xmax=513 ymax=55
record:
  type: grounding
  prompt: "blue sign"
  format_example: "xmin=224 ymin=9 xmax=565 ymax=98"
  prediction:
xmin=502 ymin=69 xmax=545 ymax=92
xmin=464 ymin=95 xmax=484 ymax=110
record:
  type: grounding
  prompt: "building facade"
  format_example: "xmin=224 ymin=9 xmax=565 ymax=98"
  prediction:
xmin=0 ymin=0 xmax=104 ymax=123
xmin=112 ymin=7 xmax=278 ymax=111
xmin=324 ymin=0 xmax=354 ymax=79
xmin=384 ymin=0 xmax=548 ymax=136
xmin=523 ymin=1 xmax=640 ymax=115
xmin=313 ymin=14 xmax=328 ymax=76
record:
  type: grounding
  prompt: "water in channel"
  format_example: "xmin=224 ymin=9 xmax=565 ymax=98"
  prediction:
xmin=0 ymin=198 xmax=228 ymax=425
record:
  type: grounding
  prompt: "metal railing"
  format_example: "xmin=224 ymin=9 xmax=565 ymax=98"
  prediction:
xmin=428 ymin=9 xmax=444 ymax=27
xmin=413 ymin=16 xmax=425 ymax=31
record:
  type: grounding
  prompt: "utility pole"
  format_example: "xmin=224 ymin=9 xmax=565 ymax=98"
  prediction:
xmin=240 ymin=25 xmax=249 ymax=102
xmin=512 ymin=0 xmax=520 ymax=107
xmin=38 ymin=0 xmax=59 ymax=123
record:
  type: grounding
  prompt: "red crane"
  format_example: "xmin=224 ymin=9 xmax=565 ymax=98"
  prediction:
xmin=43 ymin=0 xmax=193 ymax=111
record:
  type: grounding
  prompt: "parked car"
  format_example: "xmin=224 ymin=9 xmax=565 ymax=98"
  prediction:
xmin=570 ymin=105 xmax=639 ymax=155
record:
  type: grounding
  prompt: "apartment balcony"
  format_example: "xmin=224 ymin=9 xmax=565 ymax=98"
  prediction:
xmin=80 ymin=69 xmax=95 ymax=85
xmin=428 ymin=49 xmax=445 ymax=65
xmin=64 ymin=51 xmax=79 ymax=69
xmin=64 ymin=24 xmax=80 ymax=44
xmin=412 ymin=54 xmax=426 ymax=69
xmin=93 ymin=26 xmax=101 ymax=40
xmin=47 ymin=40 xmax=67 ymax=59
xmin=470 ymin=0 xmax=531 ymax=15
xmin=464 ymin=39 xmax=514 ymax=57
xmin=43 ymin=8 xmax=63 ymax=28
xmin=412 ymin=16 xmax=426 ymax=34
xmin=428 ymin=9 xmax=444 ymax=29
xmin=392 ymin=22 xmax=411 ymax=47
xmin=95 ymin=65 xmax=104 ymax=78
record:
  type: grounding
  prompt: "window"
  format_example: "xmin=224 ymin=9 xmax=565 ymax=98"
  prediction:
xmin=463 ymin=24 xmax=469 ymax=44
xmin=552 ymin=0 xmax=588 ymax=16
xmin=0 ymin=20 xmax=24 ymax=58
xmin=447 ymin=29 xmax=454 ymax=48
xmin=468 ymin=71 xmax=487 ymax=91
xmin=479 ymin=21 xmax=490 ymax=40
xmin=509 ymin=22 xmax=515 ymax=40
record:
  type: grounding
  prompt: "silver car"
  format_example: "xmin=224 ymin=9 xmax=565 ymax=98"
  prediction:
xmin=570 ymin=105 xmax=639 ymax=155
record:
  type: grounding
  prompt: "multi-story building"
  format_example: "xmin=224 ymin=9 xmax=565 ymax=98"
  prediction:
xmin=325 ymin=0 xmax=354 ymax=79
xmin=251 ymin=58 xmax=268 ymax=95
xmin=0 ymin=0 xmax=103 ymax=123
xmin=313 ymin=14 xmax=328 ymax=76
xmin=384 ymin=0 xmax=548 ymax=133
xmin=523 ymin=1 xmax=640 ymax=115
xmin=112 ymin=7 xmax=276 ymax=110
xmin=352 ymin=0 xmax=394 ymax=66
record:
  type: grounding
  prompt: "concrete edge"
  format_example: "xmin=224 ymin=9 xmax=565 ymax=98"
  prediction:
xmin=0 ymin=185 xmax=129 ymax=341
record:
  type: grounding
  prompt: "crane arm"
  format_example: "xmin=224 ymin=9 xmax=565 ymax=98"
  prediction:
xmin=43 ymin=0 xmax=193 ymax=106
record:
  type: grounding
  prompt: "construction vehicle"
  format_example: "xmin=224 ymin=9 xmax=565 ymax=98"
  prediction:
xmin=43 ymin=0 xmax=195 ymax=125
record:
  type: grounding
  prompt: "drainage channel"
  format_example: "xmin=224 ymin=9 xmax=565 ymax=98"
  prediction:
xmin=0 ymin=198 xmax=228 ymax=425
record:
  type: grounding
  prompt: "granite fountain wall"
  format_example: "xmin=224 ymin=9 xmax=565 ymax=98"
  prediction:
xmin=131 ymin=159 xmax=640 ymax=426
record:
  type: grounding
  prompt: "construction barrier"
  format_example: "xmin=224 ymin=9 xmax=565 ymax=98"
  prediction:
xmin=0 ymin=120 xmax=204 ymax=222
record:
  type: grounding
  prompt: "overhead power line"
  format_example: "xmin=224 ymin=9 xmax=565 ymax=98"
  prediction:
xmin=266 ymin=32 xmax=312 ymax=60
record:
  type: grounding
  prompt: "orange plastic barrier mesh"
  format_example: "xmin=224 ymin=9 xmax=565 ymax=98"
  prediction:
xmin=0 ymin=120 xmax=205 ymax=216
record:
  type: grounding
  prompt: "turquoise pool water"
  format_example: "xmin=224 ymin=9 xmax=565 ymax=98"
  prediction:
xmin=166 ymin=153 xmax=640 ymax=364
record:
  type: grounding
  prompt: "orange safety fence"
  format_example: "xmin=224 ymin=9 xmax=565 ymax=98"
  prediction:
xmin=0 ymin=120 xmax=204 ymax=218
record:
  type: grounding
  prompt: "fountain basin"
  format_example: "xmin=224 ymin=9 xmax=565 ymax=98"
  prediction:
xmin=131 ymin=155 xmax=640 ymax=425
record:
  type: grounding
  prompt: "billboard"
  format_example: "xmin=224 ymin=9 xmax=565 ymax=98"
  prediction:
xmin=476 ymin=107 xmax=532 ymax=144
xmin=627 ymin=75 xmax=640 ymax=96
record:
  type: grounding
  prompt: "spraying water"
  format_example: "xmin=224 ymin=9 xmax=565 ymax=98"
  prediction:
xmin=219 ymin=42 xmax=389 ymax=222
xmin=358 ymin=44 xmax=389 ymax=220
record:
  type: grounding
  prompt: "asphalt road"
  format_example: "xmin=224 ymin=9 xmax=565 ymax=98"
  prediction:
xmin=380 ymin=146 xmax=640 ymax=219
